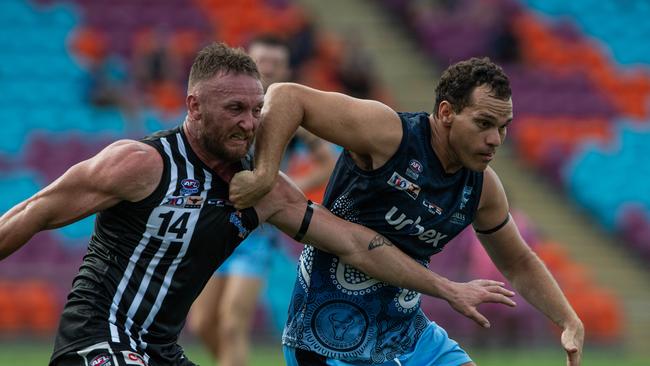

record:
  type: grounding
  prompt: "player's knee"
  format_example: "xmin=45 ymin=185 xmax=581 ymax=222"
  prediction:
xmin=188 ymin=308 xmax=218 ymax=337
xmin=217 ymin=314 xmax=248 ymax=342
xmin=219 ymin=299 xmax=255 ymax=325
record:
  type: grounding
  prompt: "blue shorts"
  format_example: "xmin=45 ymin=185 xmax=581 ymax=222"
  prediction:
xmin=283 ymin=321 xmax=472 ymax=366
xmin=215 ymin=225 xmax=277 ymax=278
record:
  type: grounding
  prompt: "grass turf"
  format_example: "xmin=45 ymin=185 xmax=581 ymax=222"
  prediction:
xmin=1 ymin=341 xmax=647 ymax=365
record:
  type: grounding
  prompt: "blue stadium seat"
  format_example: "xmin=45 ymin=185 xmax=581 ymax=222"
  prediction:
xmin=522 ymin=0 xmax=650 ymax=65
xmin=567 ymin=122 xmax=650 ymax=230
xmin=0 ymin=171 xmax=41 ymax=212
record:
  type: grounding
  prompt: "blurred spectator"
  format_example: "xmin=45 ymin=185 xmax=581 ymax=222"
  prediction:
xmin=71 ymin=27 xmax=140 ymax=124
xmin=132 ymin=28 xmax=180 ymax=89
xmin=336 ymin=33 xmax=377 ymax=99
xmin=85 ymin=54 xmax=131 ymax=107
xmin=132 ymin=27 xmax=184 ymax=115
xmin=286 ymin=14 xmax=317 ymax=70
xmin=490 ymin=20 xmax=521 ymax=64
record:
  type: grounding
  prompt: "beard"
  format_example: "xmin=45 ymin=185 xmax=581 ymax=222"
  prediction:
xmin=197 ymin=112 xmax=253 ymax=163
xmin=200 ymin=131 xmax=252 ymax=163
xmin=195 ymin=108 xmax=255 ymax=163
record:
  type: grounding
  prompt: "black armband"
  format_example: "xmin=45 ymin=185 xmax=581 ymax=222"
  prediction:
xmin=293 ymin=200 xmax=314 ymax=242
xmin=475 ymin=213 xmax=510 ymax=235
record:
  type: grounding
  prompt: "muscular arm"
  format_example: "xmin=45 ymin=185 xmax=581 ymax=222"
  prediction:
xmin=0 ymin=140 xmax=162 ymax=260
xmin=253 ymin=172 xmax=516 ymax=327
xmin=230 ymin=83 xmax=402 ymax=208
xmin=475 ymin=167 xmax=584 ymax=365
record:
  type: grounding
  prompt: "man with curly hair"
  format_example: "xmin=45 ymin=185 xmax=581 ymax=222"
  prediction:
xmin=230 ymin=57 xmax=584 ymax=366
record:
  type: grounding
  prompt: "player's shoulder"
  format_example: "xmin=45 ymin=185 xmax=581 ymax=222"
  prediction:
xmin=94 ymin=140 xmax=164 ymax=193
xmin=103 ymin=139 xmax=161 ymax=165
xmin=478 ymin=166 xmax=507 ymax=209
xmin=483 ymin=165 xmax=499 ymax=182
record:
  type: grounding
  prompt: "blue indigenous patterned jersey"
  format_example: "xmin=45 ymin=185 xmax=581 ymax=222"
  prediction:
xmin=282 ymin=112 xmax=484 ymax=363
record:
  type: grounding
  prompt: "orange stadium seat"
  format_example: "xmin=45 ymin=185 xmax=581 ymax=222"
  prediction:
xmin=69 ymin=27 xmax=107 ymax=63
xmin=0 ymin=282 xmax=22 ymax=332
xmin=512 ymin=12 xmax=650 ymax=119
xmin=0 ymin=280 xmax=58 ymax=334
xmin=150 ymin=81 xmax=184 ymax=116
xmin=16 ymin=281 xmax=59 ymax=334
xmin=537 ymin=242 xmax=622 ymax=342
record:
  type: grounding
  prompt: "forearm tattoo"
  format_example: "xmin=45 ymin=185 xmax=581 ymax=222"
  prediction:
xmin=368 ymin=235 xmax=394 ymax=250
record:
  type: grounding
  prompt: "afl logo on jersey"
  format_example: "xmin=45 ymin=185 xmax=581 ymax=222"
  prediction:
xmin=180 ymin=178 xmax=200 ymax=195
xmin=90 ymin=355 xmax=113 ymax=366
xmin=406 ymin=159 xmax=423 ymax=180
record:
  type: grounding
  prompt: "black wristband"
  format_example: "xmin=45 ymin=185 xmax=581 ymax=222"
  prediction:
xmin=475 ymin=213 xmax=510 ymax=235
xmin=293 ymin=200 xmax=314 ymax=242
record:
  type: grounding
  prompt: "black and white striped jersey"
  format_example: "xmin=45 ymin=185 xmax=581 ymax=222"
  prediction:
xmin=50 ymin=126 xmax=259 ymax=365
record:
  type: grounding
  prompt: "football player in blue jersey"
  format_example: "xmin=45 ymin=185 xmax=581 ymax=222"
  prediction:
xmin=229 ymin=57 xmax=584 ymax=366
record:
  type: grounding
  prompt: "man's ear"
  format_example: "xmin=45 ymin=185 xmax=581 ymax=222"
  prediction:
xmin=187 ymin=94 xmax=201 ymax=121
xmin=437 ymin=100 xmax=454 ymax=126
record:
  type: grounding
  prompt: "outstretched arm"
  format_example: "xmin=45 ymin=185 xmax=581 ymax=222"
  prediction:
xmin=0 ymin=140 xmax=162 ymax=260
xmin=253 ymin=172 xmax=516 ymax=328
xmin=229 ymin=83 xmax=402 ymax=208
xmin=475 ymin=167 xmax=584 ymax=366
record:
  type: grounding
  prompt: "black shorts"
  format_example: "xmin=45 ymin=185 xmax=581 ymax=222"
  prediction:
xmin=50 ymin=341 xmax=197 ymax=366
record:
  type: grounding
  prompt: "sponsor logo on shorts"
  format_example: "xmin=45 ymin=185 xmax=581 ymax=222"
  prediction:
xmin=422 ymin=199 xmax=443 ymax=216
xmin=180 ymin=178 xmax=200 ymax=196
xmin=406 ymin=159 xmax=423 ymax=180
xmin=121 ymin=351 xmax=146 ymax=365
xmin=387 ymin=172 xmax=420 ymax=199
xmin=90 ymin=354 xmax=113 ymax=366
xmin=229 ymin=211 xmax=250 ymax=239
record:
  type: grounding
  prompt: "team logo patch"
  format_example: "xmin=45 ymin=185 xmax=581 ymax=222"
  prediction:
xmin=90 ymin=354 xmax=113 ymax=366
xmin=163 ymin=195 xmax=204 ymax=209
xmin=422 ymin=199 xmax=443 ymax=216
xmin=121 ymin=351 xmax=146 ymax=365
xmin=312 ymin=300 xmax=369 ymax=352
xmin=406 ymin=159 xmax=423 ymax=180
xmin=184 ymin=196 xmax=204 ymax=208
xmin=180 ymin=178 xmax=200 ymax=196
xmin=450 ymin=212 xmax=466 ymax=225
xmin=460 ymin=186 xmax=473 ymax=210
xmin=387 ymin=172 xmax=420 ymax=200
xmin=229 ymin=211 xmax=250 ymax=239
xmin=163 ymin=196 xmax=186 ymax=207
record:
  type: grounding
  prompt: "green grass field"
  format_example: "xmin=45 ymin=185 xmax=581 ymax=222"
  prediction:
xmin=0 ymin=341 xmax=647 ymax=366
